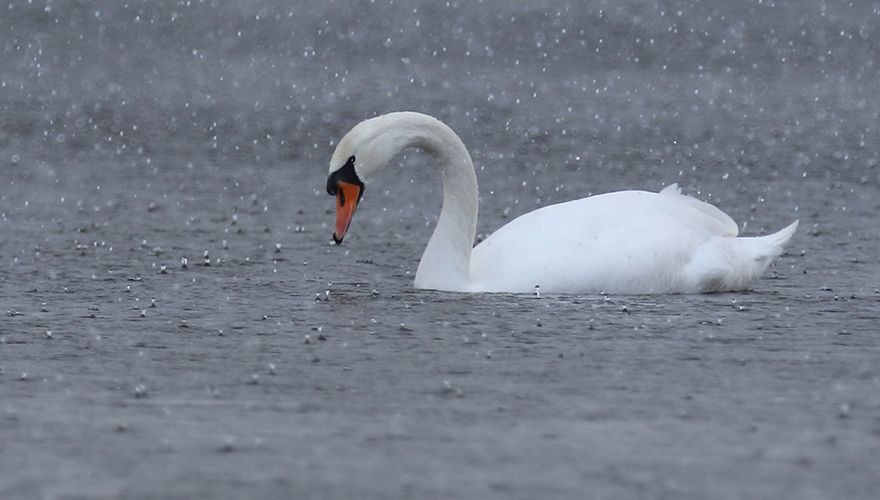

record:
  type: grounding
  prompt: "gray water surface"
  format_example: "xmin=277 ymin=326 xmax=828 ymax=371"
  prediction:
xmin=1 ymin=1 xmax=879 ymax=499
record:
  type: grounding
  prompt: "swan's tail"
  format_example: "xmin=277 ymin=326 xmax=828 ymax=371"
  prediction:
xmin=745 ymin=220 xmax=799 ymax=260
xmin=688 ymin=220 xmax=799 ymax=292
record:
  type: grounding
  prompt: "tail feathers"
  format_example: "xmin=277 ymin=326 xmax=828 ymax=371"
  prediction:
xmin=746 ymin=220 xmax=799 ymax=260
xmin=687 ymin=220 xmax=799 ymax=292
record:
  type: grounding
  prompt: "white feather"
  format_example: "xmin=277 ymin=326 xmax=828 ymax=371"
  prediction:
xmin=329 ymin=112 xmax=798 ymax=294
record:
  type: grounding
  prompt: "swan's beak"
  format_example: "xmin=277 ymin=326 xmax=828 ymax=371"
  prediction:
xmin=333 ymin=181 xmax=362 ymax=244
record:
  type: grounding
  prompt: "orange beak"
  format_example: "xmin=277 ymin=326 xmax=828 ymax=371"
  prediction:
xmin=333 ymin=181 xmax=362 ymax=244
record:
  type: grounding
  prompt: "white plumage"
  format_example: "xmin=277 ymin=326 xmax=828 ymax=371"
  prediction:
xmin=327 ymin=112 xmax=798 ymax=294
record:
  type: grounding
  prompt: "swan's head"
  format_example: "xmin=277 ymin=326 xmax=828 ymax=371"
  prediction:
xmin=326 ymin=114 xmax=407 ymax=244
xmin=326 ymin=153 xmax=364 ymax=244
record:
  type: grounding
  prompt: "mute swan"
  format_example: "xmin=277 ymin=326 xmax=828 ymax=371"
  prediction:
xmin=326 ymin=112 xmax=798 ymax=294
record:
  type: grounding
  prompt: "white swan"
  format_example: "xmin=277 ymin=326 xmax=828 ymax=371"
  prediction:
xmin=326 ymin=112 xmax=798 ymax=294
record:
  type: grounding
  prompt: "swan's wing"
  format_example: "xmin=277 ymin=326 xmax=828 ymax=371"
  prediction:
xmin=469 ymin=190 xmax=740 ymax=293
xmin=659 ymin=183 xmax=738 ymax=237
xmin=658 ymin=183 xmax=683 ymax=195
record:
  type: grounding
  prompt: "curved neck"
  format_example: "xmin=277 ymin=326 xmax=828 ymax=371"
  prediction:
xmin=365 ymin=113 xmax=478 ymax=290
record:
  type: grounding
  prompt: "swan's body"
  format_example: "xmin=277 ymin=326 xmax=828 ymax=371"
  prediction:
xmin=326 ymin=112 xmax=798 ymax=294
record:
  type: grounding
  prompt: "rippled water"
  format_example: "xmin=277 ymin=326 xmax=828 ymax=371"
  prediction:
xmin=1 ymin=1 xmax=879 ymax=499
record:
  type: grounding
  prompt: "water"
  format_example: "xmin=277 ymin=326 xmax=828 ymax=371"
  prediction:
xmin=1 ymin=1 xmax=879 ymax=499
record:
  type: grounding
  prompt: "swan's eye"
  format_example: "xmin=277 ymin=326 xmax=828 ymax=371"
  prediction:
xmin=326 ymin=155 xmax=363 ymax=198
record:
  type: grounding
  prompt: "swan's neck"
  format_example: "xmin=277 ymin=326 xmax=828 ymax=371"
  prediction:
xmin=417 ymin=131 xmax=478 ymax=291
xmin=367 ymin=114 xmax=478 ymax=290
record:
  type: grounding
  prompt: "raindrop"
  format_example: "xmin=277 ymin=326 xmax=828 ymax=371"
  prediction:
xmin=442 ymin=380 xmax=464 ymax=397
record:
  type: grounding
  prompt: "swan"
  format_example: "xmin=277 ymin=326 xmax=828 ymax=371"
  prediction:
xmin=326 ymin=112 xmax=798 ymax=294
